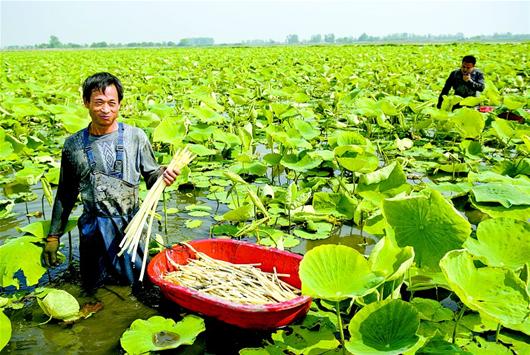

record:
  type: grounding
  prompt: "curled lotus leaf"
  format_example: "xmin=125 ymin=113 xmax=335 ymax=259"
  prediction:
xmin=120 ymin=315 xmax=205 ymax=354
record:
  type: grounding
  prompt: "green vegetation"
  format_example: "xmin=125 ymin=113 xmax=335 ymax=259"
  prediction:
xmin=0 ymin=43 xmax=529 ymax=353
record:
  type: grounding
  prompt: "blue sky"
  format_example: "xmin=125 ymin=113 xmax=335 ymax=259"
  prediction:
xmin=1 ymin=0 xmax=529 ymax=46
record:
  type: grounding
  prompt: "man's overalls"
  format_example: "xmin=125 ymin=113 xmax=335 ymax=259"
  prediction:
xmin=79 ymin=123 xmax=143 ymax=291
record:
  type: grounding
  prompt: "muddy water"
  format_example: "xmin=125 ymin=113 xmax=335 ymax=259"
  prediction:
xmin=1 ymin=184 xmax=372 ymax=354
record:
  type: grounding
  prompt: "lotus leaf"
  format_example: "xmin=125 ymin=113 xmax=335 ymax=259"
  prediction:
xmin=345 ymin=299 xmax=421 ymax=354
xmin=368 ymin=236 xmax=414 ymax=282
xmin=268 ymin=323 xmax=340 ymax=355
xmin=292 ymin=119 xmax=320 ymax=140
xmin=0 ymin=236 xmax=47 ymax=288
xmin=334 ymin=145 xmax=379 ymax=173
xmin=464 ymin=218 xmax=530 ymax=270
xmin=416 ymin=335 xmax=471 ymax=354
xmin=470 ymin=198 xmax=530 ymax=221
xmin=18 ymin=219 xmax=77 ymax=239
xmin=222 ymin=204 xmax=254 ymax=222
xmin=410 ymin=298 xmax=453 ymax=322
xmin=187 ymin=143 xmax=217 ymax=156
xmin=357 ymin=161 xmax=408 ymax=194
xmin=0 ymin=310 xmax=11 ymax=351
xmin=280 ymin=153 xmax=323 ymax=172
xmin=120 ymin=315 xmax=205 ymax=354
xmin=293 ymin=221 xmax=332 ymax=240
xmin=37 ymin=289 xmax=80 ymax=322
xmin=440 ymin=250 xmax=530 ymax=335
xmin=471 ymin=182 xmax=530 ymax=208
xmin=383 ymin=189 xmax=471 ymax=270
xmin=299 ymin=244 xmax=384 ymax=301
xmin=312 ymin=192 xmax=357 ymax=219
xmin=450 ymin=108 xmax=485 ymax=139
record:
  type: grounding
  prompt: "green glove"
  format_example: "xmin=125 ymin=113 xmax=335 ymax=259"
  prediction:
xmin=43 ymin=236 xmax=60 ymax=267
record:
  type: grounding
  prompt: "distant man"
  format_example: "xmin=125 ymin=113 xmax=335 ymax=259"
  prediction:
xmin=437 ymin=55 xmax=485 ymax=109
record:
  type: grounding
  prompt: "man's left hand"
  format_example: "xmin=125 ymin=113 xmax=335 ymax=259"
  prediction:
xmin=163 ymin=167 xmax=180 ymax=186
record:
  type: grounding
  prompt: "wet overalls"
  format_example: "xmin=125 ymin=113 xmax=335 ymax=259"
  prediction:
xmin=79 ymin=123 xmax=143 ymax=290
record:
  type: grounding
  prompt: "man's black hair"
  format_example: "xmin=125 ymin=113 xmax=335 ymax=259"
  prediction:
xmin=82 ymin=72 xmax=123 ymax=103
xmin=462 ymin=55 xmax=477 ymax=65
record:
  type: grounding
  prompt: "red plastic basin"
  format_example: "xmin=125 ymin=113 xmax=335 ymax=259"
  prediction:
xmin=147 ymin=239 xmax=312 ymax=329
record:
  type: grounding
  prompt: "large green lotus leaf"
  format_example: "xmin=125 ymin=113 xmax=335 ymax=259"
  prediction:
xmin=330 ymin=130 xmax=369 ymax=147
xmin=345 ymin=299 xmax=421 ymax=355
xmin=280 ymin=153 xmax=323 ymax=172
xmin=357 ymin=161 xmax=408 ymax=193
xmin=383 ymin=189 xmax=471 ymax=270
xmin=410 ymin=298 xmax=453 ymax=322
xmin=299 ymin=245 xmax=384 ymax=301
xmin=334 ymin=145 xmax=379 ymax=173
xmin=120 ymin=315 xmax=205 ymax=354
xmin=56 ymin=113 xmax=90 ymax=134
xmin=0 ymin=236 xmax=47 ymax=288
xmin=312 ymin=192 xmax=357 ymax=219
xmin=451 ymin=108 xmax=485 ymax=139
xmin=471 ymin=198 xmax=530 ymax=221
xmin=0 ymin=310 xmax=11 ymax=351
xmin=471 ymin=182 xmax=530 ymax=208
xmin=14 ymin=166 xmax=43 ymax=186
xmin=491 ymin=118 xmax=530 ymax=144
xmin=292 ymin=119 xmax=320 ymax=140
xmin=269 ymin=323 xmax=340 ymax=355
xmin=368 ymin=237 xmax=414 ymax=282
xmin=498 ymin=332 xmax=530 ymax=355
xmin=212 ymin=129 xmax=241 ymax=147
xmin=462 ymin=336 xmax=514 ymax=355
xmin=459 ymin=96 xmax=483 ymax=107
xmin=37 ymin=288 xmax=80 ymax=322
xmin=187 ymin=143 xmax=217 ymax=157
xmin=503 ymin=95 xmax=526 ymax=110
xmin=415 ymin=335 xmax=471 ymax=354
xmin=152 ymin=118 xmax=186 ymax=145
xmin=426 ymin=181 xmax=473 ymax=199
xmin=222 ymin=204 xmax=254 ymax=222
xmin=440 ymin=250 xmax=530 ymax=335
xmin=18 ymin=219 xmax=78 ymax=239
xmin=464 ymin=218 xmax=530 ymax=270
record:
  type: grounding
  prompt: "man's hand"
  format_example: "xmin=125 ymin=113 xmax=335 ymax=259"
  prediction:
xmin=163 ymin=167 xmax=180 ymax=186
xmin=463 ymin=74 xmax=471 ymax=82
xmin=43 ymin=236 xmax=60 ymax=267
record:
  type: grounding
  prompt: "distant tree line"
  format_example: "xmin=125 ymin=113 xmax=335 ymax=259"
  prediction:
xmin=4 ymin=32 xmax=529 ymax=50
xmin=5 ymin=36 xmax=214 ymax=50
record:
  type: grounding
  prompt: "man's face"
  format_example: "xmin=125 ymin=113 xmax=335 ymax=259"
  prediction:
xmin=84 ymin=85 xmax=121 ymax=130
xmin=461 ymin=62 xmax=475 ymax=75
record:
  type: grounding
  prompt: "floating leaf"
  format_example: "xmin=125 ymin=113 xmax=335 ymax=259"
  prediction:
xmin=464 ymin=218 xmax=530 ymax=270
xmin=345 ymin=299 xmax=421 ymax=355
xmin=0 ymin=236 xmax=47 ymax=288
xmin=299 ymin=244 xmax=384 ymax=301
xmin=383 ymin=189 xmax=471 ymax=270
xmin=268 ymin=323 xmax=340 ymax=354
xmin=293 ymin=222 xmax=332 ymax=240
xmin=120 ymin=315 xmax=205 ymax=354
xmin=440 ymin=250 xmax=530 ymax=335
xmin=222 ymin=204 xmax=254 ymax=222
xmin=185 ymin=219 xmax=202 ymax=229
xmin=0 ymin=310 xmax=11 ymax=351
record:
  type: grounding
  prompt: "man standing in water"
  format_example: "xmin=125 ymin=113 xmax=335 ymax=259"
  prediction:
xmin=437 ymin=55 xmax=485 ymax=109
xmin=43 ymin=72 xmax=179 ymax=292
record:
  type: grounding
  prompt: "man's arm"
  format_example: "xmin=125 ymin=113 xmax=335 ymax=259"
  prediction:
xmin=437 ymin=71 xmax=455 ymax=109
xmin=45 ymin=148 xmax=79 ymax=266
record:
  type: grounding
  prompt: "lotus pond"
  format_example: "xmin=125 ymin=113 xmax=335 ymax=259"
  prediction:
xmin=1 ymin=43 xmax=529 ymax=354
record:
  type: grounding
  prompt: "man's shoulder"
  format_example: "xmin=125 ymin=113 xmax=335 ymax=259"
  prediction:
xmin=122 ymin=123 xmax=149 ymax=144
xmin=64 ymin=129 xmax=85 ymax=149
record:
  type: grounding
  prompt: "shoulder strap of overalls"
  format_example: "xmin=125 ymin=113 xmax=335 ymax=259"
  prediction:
xmin=83 ymin=123 xmax=124 ymax=178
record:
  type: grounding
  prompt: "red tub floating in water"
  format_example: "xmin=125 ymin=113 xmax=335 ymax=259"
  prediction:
xmin=147 ymin=239 xmax=312 ymax=329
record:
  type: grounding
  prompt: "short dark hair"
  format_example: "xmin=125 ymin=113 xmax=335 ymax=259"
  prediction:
xmin=82 ymin=72 xmax=123 ymax=103
xmin=462 ymin=55 xmax=476 ymax=65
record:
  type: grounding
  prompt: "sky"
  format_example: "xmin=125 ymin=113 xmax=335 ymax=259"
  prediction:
xmin=1 ymin=0 xmax=529 ymax=47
